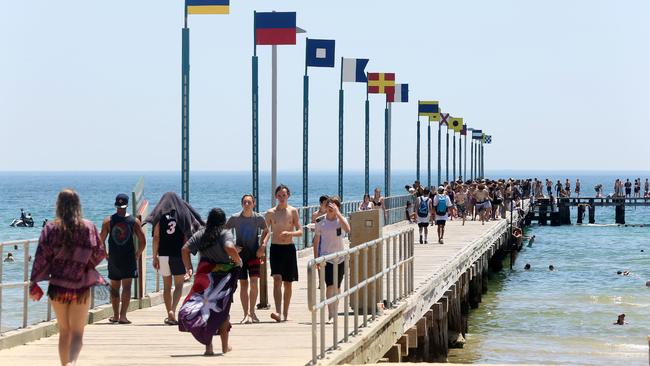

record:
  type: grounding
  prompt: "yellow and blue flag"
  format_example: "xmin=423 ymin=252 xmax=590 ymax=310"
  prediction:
xmin=418 ymin=101 xmax=439 ymax=120
xmin=186 ymin=0 xmax=229 ymax=15
xmin=449 ymin=117 xmax=463 ymax=133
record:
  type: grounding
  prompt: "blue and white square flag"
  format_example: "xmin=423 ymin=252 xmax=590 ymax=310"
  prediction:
xmin=306 ymin=39 xmax=335 ymax=68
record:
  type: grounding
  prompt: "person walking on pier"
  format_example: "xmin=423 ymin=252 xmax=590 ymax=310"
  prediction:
xmin=226 ymin=194 xmax=268 ymax=324
xmin=312 ymin=196 xmax=350 ymax=323
xmin=474 ymin=184 xmax=491 ymax=225
xmin=433 ymin=187 xmax=451 ymax=244
xmin=99 ymin=193 xmax=146 ymax=324
xmin=30 ymin=189 xmax=106 ymax=366
xmin=180 ymin=208 xmax=242 ymax=356
xmin=264 ymin=184 xmax=303 ymax=322
xmin=455 ymin=184 xmax=468 ymax=225
xmin=624 ymin=178 xmax=632 ymax=198
xmin=358 ymin=193 xmax=374 ymax=211
xmin=415 ymin=189 xmax=432 ymax=243
xmin=146 ymin=192 xmax=204 ymax=326
xmin=554 ymin=180 xmax=562 ymax=198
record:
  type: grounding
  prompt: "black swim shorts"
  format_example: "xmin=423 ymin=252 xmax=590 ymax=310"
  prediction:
xmin=435 ymin=220 xmax=446 ymax=226
xmin=270 ymin=244 xmax=298 ymax=282
xmin=325 ymin=261 xmax=345 ymax=288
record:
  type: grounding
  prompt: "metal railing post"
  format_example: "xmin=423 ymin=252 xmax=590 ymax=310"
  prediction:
xmin=333 ymin=255 xmax=339 ymax=348
xmin=319 ymin=262 xmax=326 ymax=359
xmin=353 ymin=250 xmax=359 ymax=335
xmin=22 ymin=241 xmax=29 ymax=329
xmin=392 ymin=235 xmax=397 ymax=305
xmin=370 ymin=244 xmax=376 ymax=321
xmin=362 ymin=246 xmax=368 ymax=327
xmin=309 ymin=262 xmax=317 ymax=365
xmin=385 ymin=236 xmax=391 ymax=308
xmin=0 ymin=244 xmax=3 ymax=332
xmin=343 ymin=253 xmax=349 ymax=343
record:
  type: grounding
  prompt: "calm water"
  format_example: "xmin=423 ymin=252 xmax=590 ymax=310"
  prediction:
xmin=1 ymin=171 xmax=649 ymax=365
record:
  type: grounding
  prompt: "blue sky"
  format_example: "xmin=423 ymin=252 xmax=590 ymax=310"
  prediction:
xmin=1 ymin=1 xmax=649 ymax=172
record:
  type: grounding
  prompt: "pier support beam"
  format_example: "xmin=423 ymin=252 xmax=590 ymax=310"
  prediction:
xmin=577 ymin=204 xmax=585 ymax=224
xmin=559 ymin=199 xmax=571 ymax=225
xmin=615 ymin=201 xmax=625 ymax=224
xmin=430 ymin=300 xmax=448 ymax=362
xmin=588 ymin=199 xmax=595 ymax=224
xmin=446 ymin=285 xmax=465 ymax=348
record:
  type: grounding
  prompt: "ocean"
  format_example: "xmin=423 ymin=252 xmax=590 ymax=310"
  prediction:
xmin=1 ymin=170 xmax=649 ymax=365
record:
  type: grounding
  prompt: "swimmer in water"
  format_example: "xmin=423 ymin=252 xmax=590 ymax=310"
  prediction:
xmin=613 ymin=314 xmax=626 ymax=325
xmin=548 ymin=265 xmax=555 ymax=271
xmin=524 ymin=263 xmax=531 ymax=270
xmin=527 ymin=235 xmax=535 ymax=247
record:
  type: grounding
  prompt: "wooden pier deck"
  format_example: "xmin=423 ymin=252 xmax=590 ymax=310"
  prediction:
xmin=0 ymin=216 xmax=517 ymax=365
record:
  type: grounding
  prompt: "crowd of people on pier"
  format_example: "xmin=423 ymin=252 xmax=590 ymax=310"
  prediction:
xmin=25 ymin=175 xmax=650 ymax=364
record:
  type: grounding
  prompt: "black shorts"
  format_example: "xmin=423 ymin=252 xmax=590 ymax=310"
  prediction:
xmin=436 ymin=220 xmax=446 ymax=226
xmin=270 ymin=244 xmax=298 ymax=282
xmin=238 ymin=247 xmax=261 ymax=280
xmin=325 ymin=262 xmax=345 ymax=287
xmin=625 ymin=188 xmax=631 ymax=194
xmin=108 ymin=255 xmax=138 ymax=281
xmin=417 ymin=222 xmax=429 ymax=228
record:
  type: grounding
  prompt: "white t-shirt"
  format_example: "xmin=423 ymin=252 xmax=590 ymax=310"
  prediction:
xmin=433 ymin=194 xmax=451 ymax=221
xmin=315 ymin=215 xmax=348 ymax=263
xmin=415 ymin=196 xmax=431 ymax=224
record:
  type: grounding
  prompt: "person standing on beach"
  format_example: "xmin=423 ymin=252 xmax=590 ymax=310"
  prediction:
xmin=433 ymin=187 xmax=451 ymax=244
xmin=264 ymin=184 xmax=303 ymax=322
xmin=415 ymin=189 xmax=432 ymax=243
xmin=225 ymin=194 xmax=268 ymax=324
xmin=146 ymin=192 xmax=204 ymax=326
xmin=99 ymin=193 xmax=146 ymax=324
xmin=30 ymin=189 xmax=106 ymax=366
xmin=312 ymin=196 xmax=350 ymax=323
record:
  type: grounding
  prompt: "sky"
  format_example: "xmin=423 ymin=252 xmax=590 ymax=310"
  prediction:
xmin=1 ymin=0 xmax=649 ymax=172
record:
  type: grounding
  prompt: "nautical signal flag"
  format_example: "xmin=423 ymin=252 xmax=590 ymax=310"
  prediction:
xmin=460 ymin=124 xmax=467 ymax=136
xmin=449 ymin=117 xmax=464 ymax=133
xmin=388 ymin=84 xmax=408 ymax=103
xmin=306 ymin=39 xmax=335 ymax=68
xmin=186 ymin=0 xmax=230 ymax=14
xmin=485 ymin=135 xmax=492 ymax=144
xmin=440 ymin=113 xmax=450 ymax=126
xmin=255 ymin=12 xmax=297 ymax=45
xmin=418 ymin=101 xmax=439 ymax=120
xmin=472 ymin=129 xmax=483 ymax=139
xmin=342 ymin=58 xmax=369 ymax=83
xmin=367 ymin=73 xmax=395 ymax=95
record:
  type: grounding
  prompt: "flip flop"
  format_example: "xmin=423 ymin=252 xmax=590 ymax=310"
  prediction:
xmin=108 ymin=317 xmax=119 ymax=324
xmin=164 ymin=318 xmax=178 ymax=325
xmin=118 ymin=319 xmax=132 ymax=324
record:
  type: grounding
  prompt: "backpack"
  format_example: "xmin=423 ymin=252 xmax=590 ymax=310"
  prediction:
xmin=436 ymin=195 xmax=448 ymax=215
xmin=417 ymin=197 xmax=429 ymax=218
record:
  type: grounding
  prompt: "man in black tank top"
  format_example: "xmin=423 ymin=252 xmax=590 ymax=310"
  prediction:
xmin=153 ymin=209 xmax=187 ymax=325
xmin=100 ymin=193 xmax=147 ymax=324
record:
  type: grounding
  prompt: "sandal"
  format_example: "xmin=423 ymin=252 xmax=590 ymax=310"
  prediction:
xmin=118 ymin=319 xmax=132 ymax=324
xmin=164 ymin=318 xmax=178 ymax=325
xmin=108 ymin=317 xmax=119 ymax=324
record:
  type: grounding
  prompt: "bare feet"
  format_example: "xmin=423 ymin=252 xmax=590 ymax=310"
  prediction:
xmin=204 ymin=344 xmax=214 ymax=356
xmin=250 ymin=313 xmax=260 ymax=323
xmin=240 ymin=315 xmax=252 ymax=324
xmin=282 ymin=314 xmax=290 ymax=322
xmin=270 ymin=312 xmax=282 ymax=322
xmin=222 ymin=345 xmax=232 ymax=354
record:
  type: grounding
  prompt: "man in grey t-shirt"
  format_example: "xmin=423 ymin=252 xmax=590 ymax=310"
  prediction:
xmin=225 ymin=194 xmax=268 ymax=324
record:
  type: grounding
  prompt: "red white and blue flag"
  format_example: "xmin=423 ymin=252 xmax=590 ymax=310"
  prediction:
xmin=387 ymin=83 xmax=408 ymax=103
xmin=255 ymin=12 xmax=296 ymax=45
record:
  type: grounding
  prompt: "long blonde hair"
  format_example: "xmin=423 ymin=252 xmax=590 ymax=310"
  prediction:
xmin=55 ymin=189 xmax=85 ymax=247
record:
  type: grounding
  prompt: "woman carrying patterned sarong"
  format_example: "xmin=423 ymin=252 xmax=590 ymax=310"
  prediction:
xmin=180 ymin=208 xmax=242 ymax=356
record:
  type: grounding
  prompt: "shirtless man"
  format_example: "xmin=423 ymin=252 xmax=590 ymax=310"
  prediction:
xmin=473 ymin=184 xmax=491 ymax=225
xmin=264 ymin=185 xmax=303 ymax=322
xmin=455 ymin=185 xmax=468 ymax=225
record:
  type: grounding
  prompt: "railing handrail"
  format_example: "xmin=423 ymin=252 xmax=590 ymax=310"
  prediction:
xmin=307 ymin=227 xmax=415 ymax=364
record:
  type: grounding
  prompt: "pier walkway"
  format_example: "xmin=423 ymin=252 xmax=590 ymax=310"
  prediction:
xmin=0 ymin=215 xmax=520 ymax=365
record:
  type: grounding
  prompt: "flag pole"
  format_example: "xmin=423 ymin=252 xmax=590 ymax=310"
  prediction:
xmin=469 ymin=133 xmax=473 ymax=181
xmin=252 ymin=11 xmax=259 ymax=211
xmin=452 ymin=131 xmax=456 ymax=182
xmin=437 ymin=120 xmax=441 ymax=187
xmin=427 ymin=118 xmax=431 ymax=188
xmin=338 ymin=57 xmax=344 ymax=199
xmin=459 ymin=130 xmax=462 ymax=181
xmin=463 ymin=129 xmax=467 ymax=181
xmin=181 ymin=5 xmax=190 ymax=203
xmin=271 ymin=44 xmax=278 ymax=207
xmin=416 ymin=111 xmax=420 ymax=183
xmin=302 ymin=38 xmax=309 ymax=208
xmin=384 ymin=100 xmax=389 ymax=197
xmin=445 ymin=125 xmax=449 ymax=184
xmin=364 ymin=75 xmax=370 ymax=194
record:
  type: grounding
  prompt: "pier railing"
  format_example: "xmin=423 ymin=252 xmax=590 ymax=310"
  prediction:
xmin=306 ymin=228 xmax=415 ymax=364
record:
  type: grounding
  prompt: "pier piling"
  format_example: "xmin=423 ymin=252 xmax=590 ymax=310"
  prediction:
xmin=430 ymin=300 xmax=449 ymax=362
xmin=615 ymin=200 xmax=625 ymax=224
xmin=588 ymin=199 xmax=595 ymax=224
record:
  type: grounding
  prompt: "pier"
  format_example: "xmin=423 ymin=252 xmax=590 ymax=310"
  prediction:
xmin=0 ymin=202 xmax=527 ymax=365
xmin=526 ymin=196 xmax=650 ymax=226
